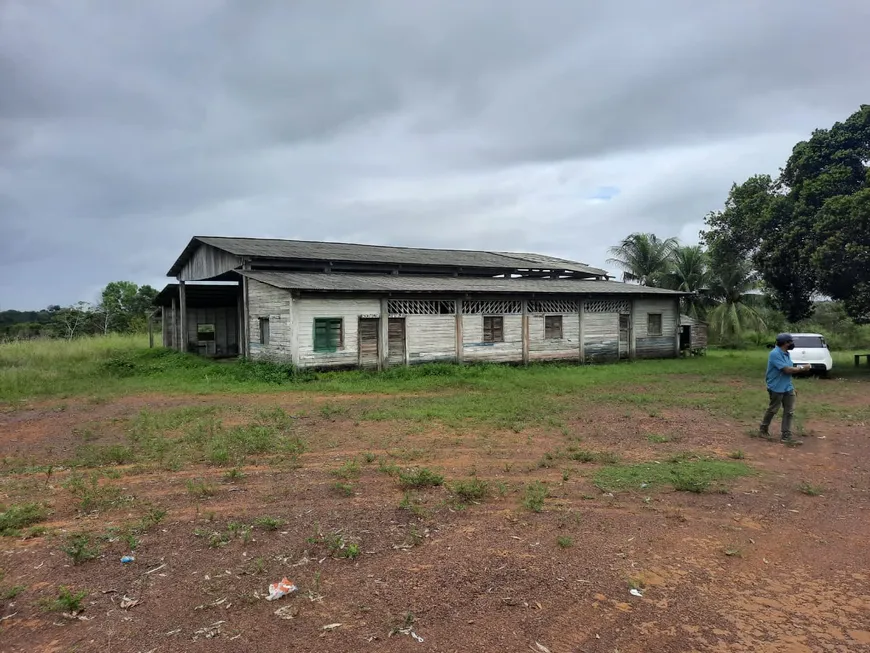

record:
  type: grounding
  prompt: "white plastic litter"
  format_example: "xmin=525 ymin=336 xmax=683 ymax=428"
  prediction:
xmin=629 ymin=588 xmax=643 ymax=597
xmin=266 ymin=578 xmax=297 ymax=601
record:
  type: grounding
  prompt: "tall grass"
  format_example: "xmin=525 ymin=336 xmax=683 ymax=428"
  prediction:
xmin=1 ymin=334 xmax=867 ymax=407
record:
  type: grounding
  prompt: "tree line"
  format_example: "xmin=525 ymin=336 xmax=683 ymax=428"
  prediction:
xmin=609 ymin=105 xmax=870 ymax=349
xmin=1 ymin=282 xmax=158 ymax=341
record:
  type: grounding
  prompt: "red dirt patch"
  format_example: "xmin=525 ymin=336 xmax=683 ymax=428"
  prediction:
xmin=1 ymin=390 xmax=869 ymax=652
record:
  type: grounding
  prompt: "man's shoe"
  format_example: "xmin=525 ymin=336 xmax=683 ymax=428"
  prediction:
xmin=758 ymin=428 xmax=772 ymax=440
xmin=781 ymin=437 xmax=803 ymax=447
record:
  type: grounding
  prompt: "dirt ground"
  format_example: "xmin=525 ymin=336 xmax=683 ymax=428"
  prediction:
xmin=1 ymin=385 xmax=869 ymax=653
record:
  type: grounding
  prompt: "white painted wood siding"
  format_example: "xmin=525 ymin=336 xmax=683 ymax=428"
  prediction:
xmin=528 ymin=314 xmax=580 ymax=361
xmin=462 ymin=315 xmax=523 ymax=363
xmin=294 ymin=297 xmax=381 ymax=368
xmin=584 ymin=313 xmax=620 ymax=361
xmin=247 ymin=280 xmax=293 ymax=360
xmin=406 ymin=316 xmax=456 ymax=363
xmin=178 ymin=244 xmax=242 ymax=281
xmin=634 ymin=298 xmax=678 ymax=359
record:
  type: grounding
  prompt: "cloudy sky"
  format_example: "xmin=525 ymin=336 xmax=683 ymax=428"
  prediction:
xmin=2 ymin=1 xmax=868 ymax=309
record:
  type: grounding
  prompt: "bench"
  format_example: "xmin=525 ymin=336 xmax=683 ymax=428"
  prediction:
xmin=855 ymin=353 xmax=870 ymax=367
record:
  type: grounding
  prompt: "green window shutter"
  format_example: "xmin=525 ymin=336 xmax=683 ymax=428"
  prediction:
xmin=327 ymin=319 xmax=342 ymax=350
xmin=314 ymin=318 xmax=342 ymax=352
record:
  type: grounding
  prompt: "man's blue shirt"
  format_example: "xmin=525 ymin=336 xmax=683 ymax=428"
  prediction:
xmin=766 ymin=347 xmax=794 ymax=393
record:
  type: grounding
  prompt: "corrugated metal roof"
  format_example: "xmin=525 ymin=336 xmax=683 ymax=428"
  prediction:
xmin=241 ymin=271 xmax=684 ymax=296
xmin=168 ymin=236 xmax=608 ymax=277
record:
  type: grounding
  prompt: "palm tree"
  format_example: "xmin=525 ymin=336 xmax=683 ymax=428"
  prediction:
xmin=607 ymin=233 xmax=679 ymax=286
xmin=661 ymin=245 xmax=711 ymax=318
xmin=705 ymin=259 xmax=766 ymax=343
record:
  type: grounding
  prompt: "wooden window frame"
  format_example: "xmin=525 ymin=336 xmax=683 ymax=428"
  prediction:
xmin=482 ymin=315 xmax=504 ymax=343
xmin=544 ymin=315 xmax=563 ymax=340
xmin=647 ymin=313 xmax=663 ymax=337
xmin=258 ymin=317 xmax=270 ymax=346
xmin=313 ymin=317 xmax=344 ymax=352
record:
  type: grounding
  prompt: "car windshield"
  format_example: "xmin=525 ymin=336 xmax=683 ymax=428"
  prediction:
xmin=793 ymin=336 xmax=825 ymax=348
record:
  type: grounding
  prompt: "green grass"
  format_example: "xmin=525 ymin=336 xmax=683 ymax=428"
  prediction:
xmin=0 ymin=502 xmax=48 ymax=536
xmin=3 ymin=339 xmax=868 ymax=431
xmin=594 ymin=459 xmax=753 ymax=493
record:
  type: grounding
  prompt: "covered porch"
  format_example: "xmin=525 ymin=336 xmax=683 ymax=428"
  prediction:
xmin=152 ymin=283 xmax=241 ymax=357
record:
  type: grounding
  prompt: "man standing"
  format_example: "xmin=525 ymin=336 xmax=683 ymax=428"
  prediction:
xmin=760 ymin=333 xmax=810 ymax=445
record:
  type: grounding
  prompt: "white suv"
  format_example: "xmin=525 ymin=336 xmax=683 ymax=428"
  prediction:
xmin=790 ymin=333 xmax=833 ymax=374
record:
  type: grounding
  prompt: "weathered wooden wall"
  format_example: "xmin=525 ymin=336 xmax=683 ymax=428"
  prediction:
xmin=178 ymin=244 xmax=242 ymax=281
xmin=247 ymin=280 xmax=293 ymax=360
xmin=690 ymin=323 xmax=708 ymax=349
xmin=528 ymin=313 xmax=581 ymax=362
xmin=461 ymin=314 xmax=523 ymax=363
xmin=294 ymin=297 xmax=381 ymax=368
xmin=406 ymin=316 xmax=456 ymax=363
xmin=584 ymin=313 xmax=620 ymax=362
xmin=634 ymin=298 xmax=678 ymax=359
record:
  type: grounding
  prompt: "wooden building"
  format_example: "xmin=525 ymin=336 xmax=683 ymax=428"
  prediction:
xmin=679 ymin=314 xmax=709 ymax=355
xmin=153 ymin=236 xmax=686 ymax=369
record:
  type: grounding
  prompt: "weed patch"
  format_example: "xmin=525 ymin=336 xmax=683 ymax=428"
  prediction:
xmin=522 ymin=481 xmax=549 ymax=512
xmin=398 ymin=467 xmax=444 ymax=489
xmin=41 ymin=586 xmax=87 ymax=614
xmin=450 ymin=478 xmax=488 ymax=503
xmin=798 ymin=482 xmax=825 ymax=496
xmin=61 ymin=533 xmax=101 ymax=565
xmin=0 ymin=502 xmax=47 ymax=537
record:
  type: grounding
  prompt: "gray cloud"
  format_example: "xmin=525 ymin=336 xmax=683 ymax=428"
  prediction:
xmin=1 ymin=0 xmax=868 ymax=308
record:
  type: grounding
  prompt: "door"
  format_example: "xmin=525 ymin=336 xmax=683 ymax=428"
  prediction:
xmin=618 ymin=314 xmax=630 ymax=359
xmin=358 ymin=318 xmax=379 ymax=369
xmin=388 ymin=318 xmax=406 ymax=366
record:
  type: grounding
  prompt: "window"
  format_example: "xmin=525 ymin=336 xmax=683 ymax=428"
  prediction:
xmin=259 ymin=318 xmax=270 ymax=345
xmin=647 ymin=313 xmax=663 ymax=337
xmin=792 ymin=335 xmax=825 ymax=348
xmin=314 ymin=318 xmax=343 ymax=352
xmin=483 ymin=316 xmax=504 ymax=343
xmin=197 ymin=323 xmax=215 ymax=342
xmin=544 ymin=315 xmax=563 ymax=339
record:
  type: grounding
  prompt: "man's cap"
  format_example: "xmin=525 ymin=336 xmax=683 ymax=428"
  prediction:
xmin=775 ymin=333 xmax=794 ymax=346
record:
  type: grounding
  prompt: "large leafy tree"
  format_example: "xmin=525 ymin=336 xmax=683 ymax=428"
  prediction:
xmin=96 ymin=282 xmax=158 ymax=333
xmin=606 ymin=233 xmax=678 ymax=286
xmin=702 ymin=105 xmax=870 ymax=322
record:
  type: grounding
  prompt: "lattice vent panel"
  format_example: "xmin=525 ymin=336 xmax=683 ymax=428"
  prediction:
xmin=528 ymin=299 xmax=578 ymax=314
xmin=387 ymin=299 xmax=455 ymax=315
xmin=584 ymin=299 xmax=630 ymax=314
xmin=462 ymin=300 xmax=522 ymax=315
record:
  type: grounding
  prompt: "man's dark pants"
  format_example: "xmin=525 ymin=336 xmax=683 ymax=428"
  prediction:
xmin=760 ymin=389 xmax=795 ymax=438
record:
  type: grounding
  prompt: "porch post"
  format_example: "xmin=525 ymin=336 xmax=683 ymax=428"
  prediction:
xmin=521 ymin=298 xmax=530 ymax=365
xmin=578 ymin=298 xmax=586 ymax=363
xmin=378 ymin=298 xmax=389 ymax=370
xmin=178 ymin=279 xmax=187 ymax=353
xmin=171 ymin=297 xmax=177 ymax=351
xmin=455 ymin=298 xmax=463 ymax=364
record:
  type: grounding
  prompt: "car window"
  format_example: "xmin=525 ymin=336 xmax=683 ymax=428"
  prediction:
xmin=793 ymin=336 xmax=824 ymax=348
